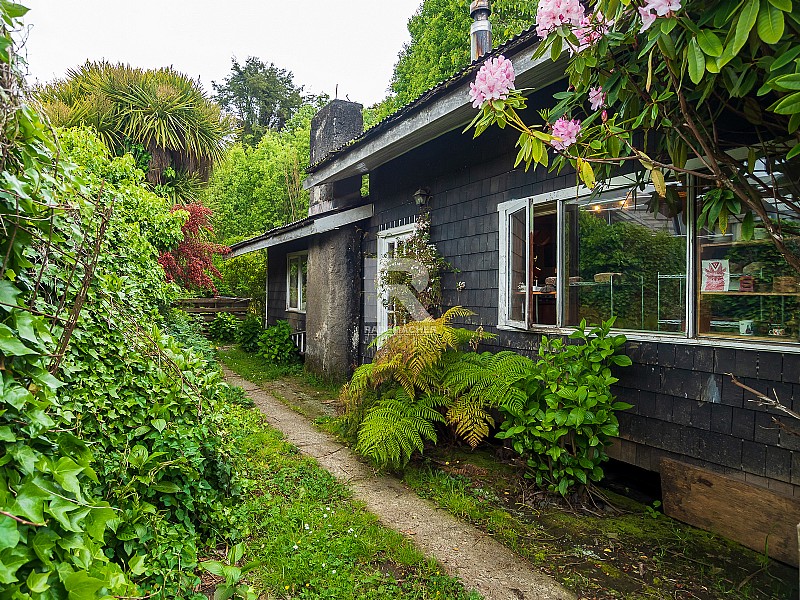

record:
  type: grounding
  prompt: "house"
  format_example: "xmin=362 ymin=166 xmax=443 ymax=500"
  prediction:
xmin=229 ymin=3 xmax=800 ymax=566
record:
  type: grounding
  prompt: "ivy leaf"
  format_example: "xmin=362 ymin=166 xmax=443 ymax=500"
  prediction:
xmin=0 ymin=516 xmax=19 ymax=551
xmin=687 ymin=38 xmax=706 ymax=84
xmin=63 ymin=571 xmax=107 ymax=600
xmin=52 ymin=457 xmax=84 ymax=498
xmin=0 ymin=324 xmax=37 ymax=356
xmin=26 ymin=570 xmax=51 ymax=593
xmin=757 ymin=1 xmax=785 ymax=44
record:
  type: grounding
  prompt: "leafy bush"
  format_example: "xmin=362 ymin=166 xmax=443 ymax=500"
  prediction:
xmin=258 ymin=320 xmax=300 ymax=365
xmin=223 ymin=385 xmax=256 ymax=408
xmin=496 ymin=319 xmax=632 ymax=496
xmin=237 ymin=314 xmax=265 ymax=353
xmin=163 ymin=308 xmax=216 ymax=359
xmin=209 ymin=311 xmax=240 ymax=342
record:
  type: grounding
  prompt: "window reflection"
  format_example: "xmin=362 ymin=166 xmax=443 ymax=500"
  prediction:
xmin=565 ymin=182 xmax=688 ymax=333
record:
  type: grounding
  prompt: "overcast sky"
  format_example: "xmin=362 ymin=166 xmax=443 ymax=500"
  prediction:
xmin=23 ymin=0 xmax=427 ymax=106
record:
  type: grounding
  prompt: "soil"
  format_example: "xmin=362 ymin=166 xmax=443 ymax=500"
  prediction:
xmin=223 ymin=367 xmax=575 ymax=600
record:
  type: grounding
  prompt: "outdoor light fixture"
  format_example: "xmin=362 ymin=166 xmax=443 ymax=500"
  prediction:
xmin=413 ymin=187 xmax=432 ymax=206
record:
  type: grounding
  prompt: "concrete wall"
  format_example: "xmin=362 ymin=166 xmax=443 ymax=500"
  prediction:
xmin=309 ymin=100 xmax=364 ymax=216
xmin=304 ymin=226 xmax=363 ymax=380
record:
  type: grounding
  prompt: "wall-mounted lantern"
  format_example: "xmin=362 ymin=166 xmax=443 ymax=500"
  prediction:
xmin=413 ymin=187 xmax=432 ymax=207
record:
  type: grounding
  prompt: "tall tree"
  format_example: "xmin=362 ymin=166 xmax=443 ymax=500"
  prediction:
xmin=36 ymin=62 xmax=232 ymax=194
xmin=390 ymin=0 xmax=536 ymax=106
xmin=204 ymin=104 xmax=317 ymax=244
xmin=213 ymin=57 xmax=306 ymax=145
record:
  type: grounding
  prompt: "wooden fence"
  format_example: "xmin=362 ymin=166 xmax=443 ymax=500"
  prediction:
xmin=174 ymin=297 xmax=251 ymax=325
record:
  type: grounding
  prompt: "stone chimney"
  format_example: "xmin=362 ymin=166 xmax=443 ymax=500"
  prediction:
xmin=308 ymin=99 xmax=363 ymax=216
xmin=470 ymin=0 xmax=492 ymax=61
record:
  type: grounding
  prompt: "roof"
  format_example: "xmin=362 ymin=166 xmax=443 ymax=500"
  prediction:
xmin=227 ymin=203 xmax=374 ymax=258
xmin=304 ymin=27 xmax=568 ymax=190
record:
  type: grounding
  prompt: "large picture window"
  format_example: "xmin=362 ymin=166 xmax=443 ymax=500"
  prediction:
xmin=564 ymin=182 xmax=688 ymax=334
xmin=287 ymin=252 xmax=308 ymax=312
xmin=498 ymin=173 xmax=799 ymax=347
xmin=696 ymin=164 xmax=799 ymax=341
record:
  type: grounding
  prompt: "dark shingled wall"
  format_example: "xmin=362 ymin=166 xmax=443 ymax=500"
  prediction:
xmin=359 ymin=94 xmax=799 ymax=499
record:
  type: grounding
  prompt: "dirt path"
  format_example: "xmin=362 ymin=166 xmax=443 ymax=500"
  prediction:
xmin=223 ymin=368 xmax=575 ymax=600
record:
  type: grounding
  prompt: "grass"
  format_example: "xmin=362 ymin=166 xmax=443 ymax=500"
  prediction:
xmin=219 ymin=403 xmax=480 ymax=599
xmin=217 ymin=346 xmax=303 ymax=383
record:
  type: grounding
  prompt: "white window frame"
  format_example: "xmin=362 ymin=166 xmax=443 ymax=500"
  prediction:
xmin=498 ymin=197 xmax=530 ymax=329
xmin=286 ymin=251 xmax=308 ymax=313
xmin=498 ymin=173 xmax=694 ymax=334
xmin=376 ymin=223 xmax=416 ymax=336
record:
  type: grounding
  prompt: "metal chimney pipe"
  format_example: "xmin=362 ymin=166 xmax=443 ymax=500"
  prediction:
xmin=470 ymin=0 xmax=492 ymax=61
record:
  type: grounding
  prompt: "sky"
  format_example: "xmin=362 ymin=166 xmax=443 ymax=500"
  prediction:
xmin=23 ymin=0 xmax=425 ymax=106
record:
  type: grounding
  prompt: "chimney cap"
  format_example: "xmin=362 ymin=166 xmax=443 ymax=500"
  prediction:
xmin=470 ymin=0 xmax=491 ymax=17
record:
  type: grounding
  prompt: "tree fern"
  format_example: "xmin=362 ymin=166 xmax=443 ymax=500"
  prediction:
xmin=355 ymin=389 xmax=447 ymax=469
xmin=439 ymin=351 xmax=533 ymax=447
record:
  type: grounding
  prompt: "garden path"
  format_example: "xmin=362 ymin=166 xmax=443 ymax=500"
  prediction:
xmin=222 ymin=367 xmax=575 ymax=600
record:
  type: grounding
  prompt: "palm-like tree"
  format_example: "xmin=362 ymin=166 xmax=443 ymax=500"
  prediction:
xmin=37 ymin=62 xmax=233 ymax=190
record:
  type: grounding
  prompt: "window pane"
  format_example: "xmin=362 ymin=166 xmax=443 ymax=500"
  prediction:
xmin=697 ymin=169 xmax=799 ymax=341
xmin=530 ymin=203 xmax=557 ymax=325
xmin=565 ymin=182 xmax=688 ymax=332
xmin=299 ymin=256 xmax=308 ymax=311
xmin=508 ymin=207 xmax=527 ymax=323
xmin=288 ymin=257 xmax=299 ymax=309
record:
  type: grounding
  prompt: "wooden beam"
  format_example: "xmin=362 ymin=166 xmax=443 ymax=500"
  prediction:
xmin=661 ymin=458 xmax=800 ymax=567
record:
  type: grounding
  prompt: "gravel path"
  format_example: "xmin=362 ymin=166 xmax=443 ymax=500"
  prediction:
xmin=223 ymin=368 xmax=574 ymax=600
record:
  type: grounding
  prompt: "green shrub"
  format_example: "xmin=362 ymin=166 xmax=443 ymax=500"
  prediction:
xmin=223 ymin=385 xmax=256 ymax=408
xmin=163 ymin=308 xmax=216 ymax=359
xmin=258 ymin=320 xmax=300 ymax=365
xmin=209 ymin=311 xmax=240 ymax=342
xmin=237 ymin=314 xmax=264 ymax=353
xmin=496 ymin=318 xmax=632 ymax=496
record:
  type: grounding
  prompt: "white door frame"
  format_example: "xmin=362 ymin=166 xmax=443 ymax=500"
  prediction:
xmin=376 ymin=223 xmax=416 ymax=336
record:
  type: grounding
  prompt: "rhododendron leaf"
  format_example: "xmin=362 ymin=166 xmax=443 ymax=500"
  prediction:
xmin=687 ymin=38 xmax=706 ymax=84
xmin=757 ymin=1 xmax=784 ymax=43
xmin=697 ymin=30 xmax=723 ymax=56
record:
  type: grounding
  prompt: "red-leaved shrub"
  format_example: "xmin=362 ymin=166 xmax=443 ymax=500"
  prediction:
xmin=159 ymin=203 xmax=230 ymax=293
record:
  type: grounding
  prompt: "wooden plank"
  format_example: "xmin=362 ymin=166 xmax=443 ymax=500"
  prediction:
xmin=661 ymin=458 xmax=800 ymax=566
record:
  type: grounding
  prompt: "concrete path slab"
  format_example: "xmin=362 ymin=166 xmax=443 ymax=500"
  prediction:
xmin=223 ymin=368 xmax=575 ymax=600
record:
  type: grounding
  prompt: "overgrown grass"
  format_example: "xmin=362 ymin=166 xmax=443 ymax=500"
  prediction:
xmin=221 ymin=404 xmax=480 ymax=599
xmin=218 ymin=346 xmax=303 ymax=383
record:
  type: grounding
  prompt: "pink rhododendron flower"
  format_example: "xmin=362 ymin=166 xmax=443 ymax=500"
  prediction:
xmin=535 ymin=0 xmax=586 ymax=38
xmin=551 ymin=117 xmax=582 ymax=150
xmin=639 ymin=0 xmax=681 ymax=32
xmin=648 ymin=0 xmax=681 ymax=16
xmin=638 ymin=7 xmax=658 ymax=31
xmin=572 ymin=14 xmax=613 ymax=53
xmin=588 ymin=86 xmax=606 ymax=111
xmin=469 ymin=55 xmax=516 ymax=108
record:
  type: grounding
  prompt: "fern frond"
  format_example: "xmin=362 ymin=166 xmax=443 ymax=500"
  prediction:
xmin=355 ymin=389 xmax=446 ymax=469
xmin=446 ymin=395 xmax=494 ymax=449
